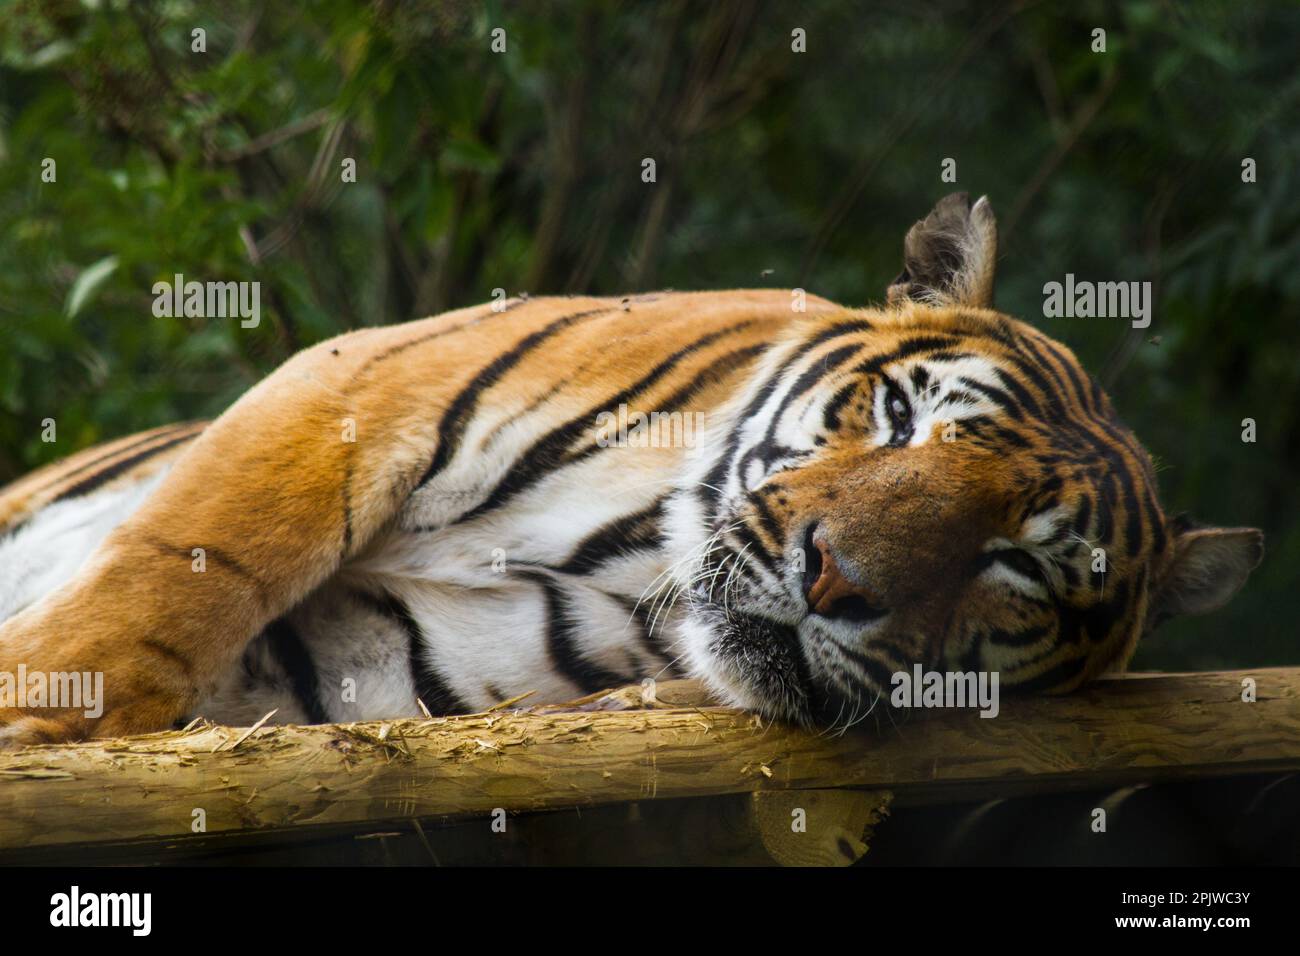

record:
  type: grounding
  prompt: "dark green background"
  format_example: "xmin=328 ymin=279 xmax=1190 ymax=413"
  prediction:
xmin=1 ymin=0 xmax=1295 ymax=670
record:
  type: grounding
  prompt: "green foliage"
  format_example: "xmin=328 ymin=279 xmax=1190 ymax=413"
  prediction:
xmin=0 ymin=0 xmax=1297 ymax=668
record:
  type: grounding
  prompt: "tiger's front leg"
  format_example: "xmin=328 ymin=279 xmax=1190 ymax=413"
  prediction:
xmin=0 ymin=310 xmax=491 ymax=747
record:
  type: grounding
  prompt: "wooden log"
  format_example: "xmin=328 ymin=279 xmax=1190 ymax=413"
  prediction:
xmin=749 ymin=788 xmax=893 ymax=866
xmin=0 ymin=668 xmax=1297 ymax=853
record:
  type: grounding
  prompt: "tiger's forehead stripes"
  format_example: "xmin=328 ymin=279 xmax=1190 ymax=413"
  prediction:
xmin=698 ymin=318 xmax=874 ymax=513
xmin=854 ymin=309 xmax=1169 ymax=566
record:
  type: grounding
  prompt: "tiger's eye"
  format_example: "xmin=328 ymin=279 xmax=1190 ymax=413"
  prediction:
xmin=888 ymin=393 xmax=910 ymax=424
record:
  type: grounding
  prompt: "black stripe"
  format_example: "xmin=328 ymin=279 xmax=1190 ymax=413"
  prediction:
xmin=726 ymin=522 xmax=782 ymax=576
xmin=462 ymin=331 xmax=763 ymax=521
xmin=701 ymin=320 xmax=873 ymax=510
xmin=936 ymin=388 xmax=981 ymax=410
xmin=829 ymin=639 xmax=896 ymax=691
xmin=915 ymin=350 xmax=977 ymax=365
xmin=1038 ymin=337 xmax=1099 ymax=418
xmin=1014 ymin=333 xmax=1078 ymax=416
xmin=956 ymin=415 xmax=1031 ymax=449
xmin=140 ymin=637 xmax=196 ymax=681
xmin=264 ymin=617 xmax=329 ymax=724
xmin=139 ymin=536 xmax=267 ymax=603
xmin=1019 ymin=338 xmax=1154 ymax=554
xmin=341 ymin=460 xmax=354 ymax=557
xmin=737 ymin=343 xmax=863 ymax=479
xmin=1003 ymin=344 xmax=1150 ymax=558
xmin=1001 ymin=339 xmax=1078 ymax=427
xmin=558 ymin=498 xmax=666 ymax=574
xmin=987 ymin=421 xmax=1032 ymax=449
xmin=1018 ymin=337 xmax=1149 ymax=493
xmin=748 ymin=491 xmax=787 ymax=553
xmin=1057 ymin=576 xmax=1131 ymax=647
xmin=993 ymin=367 xmax=1044 ymax=419
xmin=38 ymin=422 xmax=202 ymax=494
xmin=1124 ymin=485 xmax=1144 ymax=557
xmin=1142 ymin=484 xmax=1167 ymax=555
xmin=1096 ymin=474 xmax=1115 ymax=543
xmin=352 ymin=589 xmax=468 ymax=715
xmin=354 ymin=298 xmax=526 ymax=378
xmin=1074 ymin=494 xmax=1093 ymax=540
xmin=532 ymin=576 xmax=629 ymax=693
xmin=197 ymin=544 xmax=265 ymax=591
xmin=417 ymin=306 xmax=615 ymax=488
xmin=51 ymin=430 xmax=201 ymax=503
xmin=822 ymin=380 xmax=858 ymax=430
xmin=871 ymin=636 xmax=916 ymax=673
xmin=955 ymin=376 xmax=1024 ymax=421
xmin=850 ymin=335 xmax=959 ymax=377
xmin=611 ymin=595 xmax=677 ymax=667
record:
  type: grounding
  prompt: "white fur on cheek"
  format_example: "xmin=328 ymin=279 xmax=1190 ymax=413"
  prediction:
xmin=677 ymin=612 xmax=765 ymax=711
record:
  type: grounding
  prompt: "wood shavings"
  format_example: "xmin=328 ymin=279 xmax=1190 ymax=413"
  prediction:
xmin=222 ymin=709 xmax=278 ymax=752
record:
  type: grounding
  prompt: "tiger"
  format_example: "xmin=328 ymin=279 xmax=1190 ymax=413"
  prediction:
xmin=0 ymin=192 xmax=1263 ymax=746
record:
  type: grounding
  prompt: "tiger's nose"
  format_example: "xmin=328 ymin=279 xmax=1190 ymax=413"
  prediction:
xmin=802 ymin=530 xmax=885 ymax=622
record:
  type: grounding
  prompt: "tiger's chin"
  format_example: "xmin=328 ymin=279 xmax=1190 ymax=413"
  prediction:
xmin=679 ymin=601 xmax=824 ymax=727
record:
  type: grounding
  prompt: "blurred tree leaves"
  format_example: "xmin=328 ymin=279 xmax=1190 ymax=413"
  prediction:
xmin=0 ymin=0 xmax=1296 ymax=668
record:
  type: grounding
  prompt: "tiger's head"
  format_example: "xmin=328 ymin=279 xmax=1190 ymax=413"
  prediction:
xmin=669 ymin=192 xmax=1263 ymax=726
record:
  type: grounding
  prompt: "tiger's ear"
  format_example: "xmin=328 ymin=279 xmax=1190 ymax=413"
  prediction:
xmin=1148 ymin=525 xmax=1263 ymax=627
xmin=886 ymin=192 xmax=998 ymax=309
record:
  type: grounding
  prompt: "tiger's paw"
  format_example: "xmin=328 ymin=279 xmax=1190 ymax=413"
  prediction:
xmin=1 ymin=619 xmax=193 ymax=748
xmin=0 ymin=644 xmax=189 ymax=749
xmin=0 ymin=713 xmax=86 ymax=750
xmin=0 ymin=692 xmax=183 ymax=749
